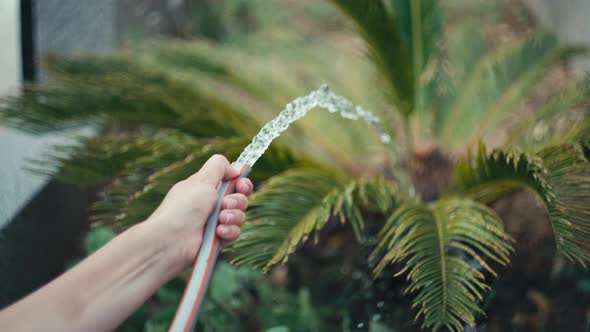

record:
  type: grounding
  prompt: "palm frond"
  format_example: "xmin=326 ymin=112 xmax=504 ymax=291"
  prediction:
xmin=537 ymin=143 xmax=590 ymax=264
xmin=440 ymin=33 xmax=585 ymax=148
xmin=510 ymin=80 xmax=590 ymax=149
xmin=91 ymin=138 xmax=303 ymax=226
xmin=139 ymin=39 xmax=396 ymax=172
xmin=391 ymin=0 xmax=442 ymax=77
xmin=228 ymin=168 xmax=399 ymax=270
xmin=427 ymin=25 xmax=486 ymax=138
xmin=0 ymin=55 xmax=258 ymax=137
xmin=391 ymin=0 xmax=442 ymax=135
xmin=455 ymin=143 xmax=590 ymax=265
xmin=370 ymin=198 xmax=512 ymax=332
xmin=29 ymin=130 xmax=199 ymax=186
xmin=329 ymin=0 xmax=415 ymax=115
xmin=455 ymin=144 xmax=550 ymax=204
xmin=90 ymin=137 xmax=244 ymax=225
xmin=137 ymin=42 xmax=272 ymax=105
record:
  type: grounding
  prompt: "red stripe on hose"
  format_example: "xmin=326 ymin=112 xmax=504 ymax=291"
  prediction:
xmin=183 ymin=236 xmax=218 ymax=332
xmin=178 ymin=164 xmax=249 ymax=332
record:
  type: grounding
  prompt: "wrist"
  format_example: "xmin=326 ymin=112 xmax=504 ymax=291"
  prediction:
xmin=136 ymin=219 xmax=200 ymax=276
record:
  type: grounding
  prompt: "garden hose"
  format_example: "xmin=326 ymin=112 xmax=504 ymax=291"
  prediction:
xmin=168 ymin=84 xmax=388 ymax=331
xmin=168 ymin=163 xmax=251 ymax=332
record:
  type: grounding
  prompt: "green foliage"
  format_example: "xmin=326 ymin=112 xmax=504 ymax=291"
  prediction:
xmin=440 ymin=33 xmax=586 ymax=147
xmin=2 ymin=0 xmax=590 ymax=330
xmin=226 ymin=1 xmax=590 ymax=329
xmin=456 ymin=142 xmax=590 ymax=265
xmin=83 ymin=225 xmax=329 ymax=332
xmin=331 ymin=2 xmax=585 ymax=148
xmin=228 ymin=168 xmax=399 ymax=270
xmin=0 ymin=52 xmax=316 ymax=227
xmin=370 ymin=199 xmax=512 ymax=331
xmin=87 ymin=136 xmax=301 ymax=226
xmin=329 ymin=0 xmax=442 ymax=115
xmin=512 ymin=79 xmax=590 ymax=149
xmin=537 ymin=144 xmax=590 ymax=264
xmin=85 ymin=226 xmax=116 ymax=254
xmin=455 ymin=143 xmax=550 ymax=204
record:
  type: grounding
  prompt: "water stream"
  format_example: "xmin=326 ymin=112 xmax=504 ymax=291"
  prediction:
xmin=236 ymin=84 xmax=391 ymax=166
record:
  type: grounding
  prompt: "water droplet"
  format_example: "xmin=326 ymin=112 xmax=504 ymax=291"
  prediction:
xmin=357 ymin=323 xmax=365 ymax=328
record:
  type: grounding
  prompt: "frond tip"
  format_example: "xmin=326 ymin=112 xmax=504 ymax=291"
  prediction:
xmin=371 ymin=198 xmax=513 ymax=332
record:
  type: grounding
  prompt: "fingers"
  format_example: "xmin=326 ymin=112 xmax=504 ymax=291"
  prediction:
xmin=218 ymin=185 xmax=252 ymax=244
xmin=235 ymin=178 xmax=254 ymax=196
xmin=222 ymin=194 xmax=248 ymax=210
xmin=188 ymin=155 xmax=239 ymax=185
xmin=217 ymin=207 xmax=246 ymax=244
xmin=217 ymin=225 xmax=240 ymax=242
xmin=218 ymin=209 xmax=245 ymax=226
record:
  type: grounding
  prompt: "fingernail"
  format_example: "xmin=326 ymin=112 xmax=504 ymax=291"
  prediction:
xmin=225 ymin=213 xmax=234 ymax=223
xmin=219 ymin=225 xmax=227 ymax=235
xmin=227 ymin=198 xmax=237 ymax=209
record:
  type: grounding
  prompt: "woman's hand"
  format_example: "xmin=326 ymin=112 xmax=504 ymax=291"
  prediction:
xmin=0 ymin=154 xmax=253 ymax=332
xmin=146 ymin=154 xmax=253 ymax=270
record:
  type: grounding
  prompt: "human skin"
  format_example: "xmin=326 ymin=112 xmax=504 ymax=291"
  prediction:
xmin=0 ymin=155 xmax=253 ymax=332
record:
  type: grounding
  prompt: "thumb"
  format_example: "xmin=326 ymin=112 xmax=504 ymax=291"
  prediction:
xmin=189 ymin=155 xmax=239 ymax=186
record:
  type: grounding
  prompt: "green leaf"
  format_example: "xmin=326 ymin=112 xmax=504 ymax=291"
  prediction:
xmin=90 ymin=137 xmax=302 ymax=227
xmin=329 ymin=0 xmax=415 ymax=115
xmin=391 ymin=0 xmax=442 ymax=77
xmin=156 ymin=277 xmax=186 ymax=304
xmin=392 ymin=0 xmax=443 ymax=129
xmin=440 ymin=33 xmax=585 ymax=147
xmin=537 ymin=144 xmax=590 ymax=265
xmin=370 ymin=198 xmax=513 ymax=332
xmin=455 ymin=143 xmax=550 ymax=204
xmin=145 ymin=306 xmax=177 ymax=332
xmin=118 ymin=307 xmax=150 ymax=332
xmin=512 ymin=80 xmax=590 ymax=149
xmin=0 ymin=55 xmax=259 ymax=137
xmin=84 ymin=226 xmax=116 ymax=254
xmin=266 ymin=327 xmax=290 ymax=332
xmin=29 ymin=130 xmax=200 ymax=186
xmin=428 ymin=24 xmax=486 ymax=138
xmin=227 ymin=168 xmax=399 ymax=270
xmin=209 ymin=262 xmax=243 ymax=302
xmin=456 ymin=142 xmax=590 ymax=266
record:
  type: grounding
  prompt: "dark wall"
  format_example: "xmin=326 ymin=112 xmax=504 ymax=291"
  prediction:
xmin=0 ymin=181 xmax=96 ymax=308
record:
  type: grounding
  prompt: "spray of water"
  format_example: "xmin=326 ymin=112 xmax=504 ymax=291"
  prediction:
xmin=170 ymin=85 xmax=395 ymax=332
xmin=236 ymin=84 xmax=391 ymax=166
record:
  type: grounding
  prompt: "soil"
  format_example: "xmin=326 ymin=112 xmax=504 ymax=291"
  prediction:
xmin=483 ymin=190 xmax=590 ymax=332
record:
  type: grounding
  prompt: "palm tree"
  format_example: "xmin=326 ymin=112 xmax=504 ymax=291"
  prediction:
xmin=2 ymin=0 xmax=590 ymax=331
xmin=229 ymin=1 xmax=590 ymax=330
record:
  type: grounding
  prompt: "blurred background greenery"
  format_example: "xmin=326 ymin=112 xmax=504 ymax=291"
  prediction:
xmin=1 ymin=0 xmax=590 ymax=331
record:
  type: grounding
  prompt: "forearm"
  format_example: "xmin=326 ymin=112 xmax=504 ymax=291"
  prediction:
xmin=0 ymin=222 xmax=184 ymax=332
xmin=0 ymin=155 xmax=252 ymax=332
